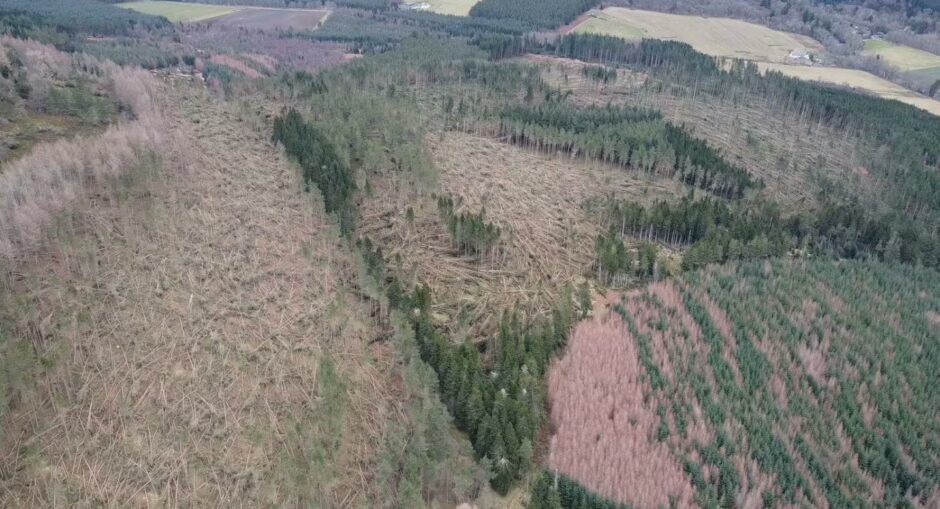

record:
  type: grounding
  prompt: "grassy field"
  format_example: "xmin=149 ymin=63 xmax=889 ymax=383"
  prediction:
xmin=119 ymin=1 xmax=239 ymax=22
xmin=407 ymin=0 xmax=480 ymax=16
xmin=572 ymin=7 xmax=823 ymax=63
xmin=759 ymin=62 xmax=940 ymax=116
xmin=863 ymin=39 xmax=940 ymax=71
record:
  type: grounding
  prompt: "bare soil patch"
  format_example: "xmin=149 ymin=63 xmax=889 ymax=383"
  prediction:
xmin=212 ymin=7 xmax=329 ymax=31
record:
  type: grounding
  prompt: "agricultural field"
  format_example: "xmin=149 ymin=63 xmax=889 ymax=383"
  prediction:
xmin=570 ymin=7 xmax=823 ymax=64
xmin=118 ymin=1 xmax=239 ymax=22
xmin=863 ymin=39 xmax=940 ymax=72
xmin=210 ymin=7 xmax=329 ymax=31
xmin=759 ymin=62 xmax=940 ymax=116
xmin=359 ymin=130 xmax=685 ymax=339
xmin=548 ymin=260 xmax=940 ymax=508
xmin=403 ymin=0 xmax=481 ymax=16
xmin=120 ymin=1 xmax=329 ymax=30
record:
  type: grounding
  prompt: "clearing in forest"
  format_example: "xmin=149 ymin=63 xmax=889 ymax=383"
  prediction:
xmin=571 ymin=7 xmax=823 ymax=64
xmin=759 ymin=62 xmax=940 ymax=116
xmin=358 ymin=131 xmax=685 ymax=339
xmin=119 ymin=1 xmax=239 ymax=22
xmin=402 ymin=0 xmax=480 ymax=16
xmin=863 ymin=39 xmax=940 ymax=72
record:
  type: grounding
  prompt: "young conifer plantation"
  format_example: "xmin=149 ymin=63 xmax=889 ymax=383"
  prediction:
xmin=1 ymin=0 xmax=939 ymax=507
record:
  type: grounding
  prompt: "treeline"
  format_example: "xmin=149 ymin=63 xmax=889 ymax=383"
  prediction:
xmin=272 ymin=109 xmax=357 ymax=233
xmin=437 ymin=195 xmax=501 ymax=258
xmin=470 ymin=0 xmax=598 ymax=29
xmin=529 ymin=471 xmax=631 ymax=509
xmin=0 ymin=0 xmax=167 ymax=42
xmin=599 ymin=194 xmax=940 ymax=276
xmin=359 ymin=240 xmax=588 ymax=495
xmin=499 ymin=103 xmax=755 ymax=198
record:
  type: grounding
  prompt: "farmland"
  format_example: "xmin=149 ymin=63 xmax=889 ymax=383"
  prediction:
xmin=759 ymin=62 xmax=940 ymax=116
xmin=570 ymin=7 xmax=823 ymax=63
xmin=118 ymin=1 xmax=238 ymax=22
xmin=863 ymin=39 xmax=940 ymax=72
xmin=119 ymin=1 xmax=329 ymax=30
xmin=404 ymin=0 xmax=481 ymax=16
xmin=566 ymin=8 xmax=940 ymax=117
xmin=547 ymin=260 xmax=940 ymax=508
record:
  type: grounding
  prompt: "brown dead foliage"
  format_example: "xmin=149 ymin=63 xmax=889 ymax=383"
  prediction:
xmin=0 ymin=78 xmax=401 ymax=507
xmin=359 ymin=131 xmax=684 ymax=339
xmin=547 ymin=311 xmax=696 ymax=508
xmin=529 ymin=55 xmax=872 ymax=213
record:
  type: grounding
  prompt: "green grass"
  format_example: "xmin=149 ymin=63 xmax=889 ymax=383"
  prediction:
xmin=572 ymin=13 xmax=644 ymax=39
xmin=118 ymin=1 xmax=239 ymax=22
xmin=404 ymin=0 xmax=480 ymax=16
xmin=863 ymin=39 xmax=940 ymax=71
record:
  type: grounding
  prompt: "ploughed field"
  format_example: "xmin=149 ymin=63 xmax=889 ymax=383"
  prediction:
xmin=120 ymin=1 xmax=329 ymax=30
xmin=548 ymin=260 xmax=940 ymax=508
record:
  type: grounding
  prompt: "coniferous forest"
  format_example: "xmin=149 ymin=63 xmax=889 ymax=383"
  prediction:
xmin=2 ymin=0 xmax=939 ymax=507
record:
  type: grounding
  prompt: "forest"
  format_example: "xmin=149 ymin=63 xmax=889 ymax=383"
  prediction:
xmin=2 ymin=0 xmax=939 ymax=507
xmin=499 ymin=103 xmax=755 ymax=198
xmin=469 ymin=0 xmax=598 ymax=28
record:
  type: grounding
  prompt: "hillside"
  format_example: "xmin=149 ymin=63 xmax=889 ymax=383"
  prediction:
xmin=543 ymin=260 xmax=940 ymax=508
xmin=2 ymin=0 xmax=940 ymax=507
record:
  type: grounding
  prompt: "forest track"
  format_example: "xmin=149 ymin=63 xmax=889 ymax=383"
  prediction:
xmin=0 ymin=78 xmax=397 ymax=507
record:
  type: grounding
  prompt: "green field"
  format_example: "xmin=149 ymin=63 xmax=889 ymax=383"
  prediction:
xmin=422 ymin=0 xmax=480 ymax=16
xmin=572 ymin=8 xmax=822 ymax=63
xmin=863 ymin=39 xmax=940 ymax=71
xmin=118 ymin=1 xmax=239 ymax=22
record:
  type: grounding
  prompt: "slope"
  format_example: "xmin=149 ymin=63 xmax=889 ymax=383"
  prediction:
xmin=543 ymin=260 xmax=940 ymax=508
xmin=0 ymin=77 xmax=436 ymax=507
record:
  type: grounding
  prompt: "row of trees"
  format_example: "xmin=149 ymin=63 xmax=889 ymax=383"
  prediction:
xmin=272 ymin=109 xmax=357 ymax=234
xmin=437 ymin=195 xmax=501 ymax=258
xmin=601 ymin=193 xmax=940 ymax=275
xmin=469 ymin=0 xmax=598 ymax=29
xmin=499 ymin=103 xmax=755 ymax=198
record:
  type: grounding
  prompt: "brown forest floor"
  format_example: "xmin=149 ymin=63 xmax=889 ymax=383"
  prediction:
xmin=0 ymin=78 xmax=403 ymax=507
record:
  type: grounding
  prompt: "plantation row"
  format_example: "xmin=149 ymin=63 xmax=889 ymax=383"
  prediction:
xmin=542 ymin=261 xmax=939 ymax=508
xmin=499 ymin=103 xmax=756 ymax=199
